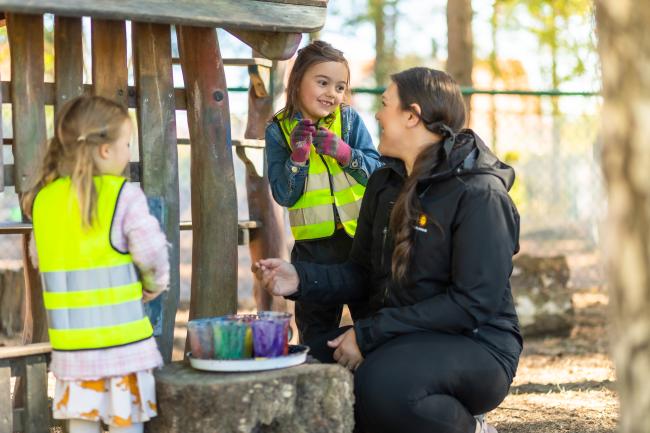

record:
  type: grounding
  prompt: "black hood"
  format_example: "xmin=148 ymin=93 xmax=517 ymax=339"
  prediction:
xmin=419 ymin=129 xmax=515 ymax=191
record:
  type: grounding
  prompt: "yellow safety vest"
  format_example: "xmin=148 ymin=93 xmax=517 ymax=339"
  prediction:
xmin=277 ymin=106 xmax=366 ymax=241
xmin=32 ymin=175 xmax=153 ymax=351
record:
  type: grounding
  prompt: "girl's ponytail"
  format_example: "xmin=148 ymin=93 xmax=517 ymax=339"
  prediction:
xmin=387 ymin=67 xmax=466 ymax=283
xmin=389 ymin=143 xmax=441 ymax=282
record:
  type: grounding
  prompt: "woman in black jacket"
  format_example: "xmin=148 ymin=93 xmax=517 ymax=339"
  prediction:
xmin=255 ymin=67 xmax=522 ymax=433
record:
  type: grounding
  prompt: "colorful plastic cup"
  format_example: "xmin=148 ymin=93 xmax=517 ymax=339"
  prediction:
xmin=226 ymin=314 xmax=257 ymax=358
xmin=187 ymin=318 xmax=214 ymax=359
xmin=252 ymin=312 xmax=292 ymax=357
xmin=212 ymin=317 xmax=249 ymax=359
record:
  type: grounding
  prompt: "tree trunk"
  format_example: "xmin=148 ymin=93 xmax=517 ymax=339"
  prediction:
xmin=369 ymin=0 xmax=397 ymax=88
xmin=596 ymin=2 xmax=650 ymax=432
xmin=446 ymin=0 xmax=473 ymax=117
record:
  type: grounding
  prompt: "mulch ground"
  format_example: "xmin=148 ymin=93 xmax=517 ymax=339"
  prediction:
xmin=489 ymin=289 xmax=617 ymax=433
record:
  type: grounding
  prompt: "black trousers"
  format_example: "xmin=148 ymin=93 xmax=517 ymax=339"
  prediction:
xmin=291 ymin=229 xmax=369 ymax=362
xmin=354 ymin=331 xmax=511 ymax=433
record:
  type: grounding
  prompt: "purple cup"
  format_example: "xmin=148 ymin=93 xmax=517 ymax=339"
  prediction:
xmin=252 ymin=312 xmax=292 ymax=357
xmin=187 ymin=318 xmax=214 ymax=359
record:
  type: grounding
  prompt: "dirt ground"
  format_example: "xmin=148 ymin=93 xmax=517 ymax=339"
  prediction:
xmin=489 ymin=288 xmax=617 ymax=433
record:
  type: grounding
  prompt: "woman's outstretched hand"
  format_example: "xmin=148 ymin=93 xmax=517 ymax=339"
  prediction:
xmin=252 ymin=258 xmax=300 ymax=297
xmin=328 ymin=328 xmax=364 ymax=371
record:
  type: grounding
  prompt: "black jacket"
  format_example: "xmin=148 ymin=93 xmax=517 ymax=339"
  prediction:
xmin=294 ymin=129 xmax=523 ymax=379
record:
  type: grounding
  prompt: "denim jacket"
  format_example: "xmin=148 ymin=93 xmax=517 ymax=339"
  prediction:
xmin=265 ymin=105 xmax=382 ymax=207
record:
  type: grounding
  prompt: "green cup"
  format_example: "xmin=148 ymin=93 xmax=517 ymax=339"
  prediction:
xmin=212 ymin=317 xmax=249 ymax=359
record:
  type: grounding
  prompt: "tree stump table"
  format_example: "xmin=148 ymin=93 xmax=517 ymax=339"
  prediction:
xmin=149 ymin=362 xmax=355 ymax=433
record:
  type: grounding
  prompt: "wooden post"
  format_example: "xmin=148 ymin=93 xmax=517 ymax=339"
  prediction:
xmin=91 ymin=19 xmax=128 ymax=106
xmin=133 ymin=22 xmax=180 ymax=363
xmin=6 ymin=15 xmax=49 ymax=411
xmin=177 ymin=26 xmax=238 ymax=319
xmin=243 ymin=54 xmax=288 ymax=311
xmin=54 ymin=16 xmax=84 ymax=113
xmin=0 ymin=360 xmax=11 ymax=432
xmin=7 ymin=13 xmax=47 ymax=193
xmin=23 ymin=356 xmax=48 ymax=433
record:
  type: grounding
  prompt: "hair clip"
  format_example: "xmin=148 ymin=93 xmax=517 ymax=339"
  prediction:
xmin=77 ymin=135 xmax=87 ymax=142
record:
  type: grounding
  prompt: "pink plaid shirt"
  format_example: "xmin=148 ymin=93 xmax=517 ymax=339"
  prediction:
xmin=35 ymin=182 xmax=169 ymax=380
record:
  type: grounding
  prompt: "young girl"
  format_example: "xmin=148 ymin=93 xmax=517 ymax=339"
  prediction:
xmin=22 ymin=96 xmax=169 ymax=433
xmin=265 ymin=40 xmax=382 ymax=361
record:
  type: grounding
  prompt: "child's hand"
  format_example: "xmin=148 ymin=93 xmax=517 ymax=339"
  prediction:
xmin=142 ymin=289 xmax=161 ymax=303
xmin=289 ymin=120 xmax=316 ymax=164
xmin=312 ymin=127 xmax=352 ymax=167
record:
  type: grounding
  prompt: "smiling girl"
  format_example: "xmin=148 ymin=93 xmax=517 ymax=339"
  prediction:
xmin=264 ymin=40 xmax=381 ymax=361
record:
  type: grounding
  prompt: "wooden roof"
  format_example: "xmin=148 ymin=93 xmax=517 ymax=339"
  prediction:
xmin=0 ymin=0 xmax=328 ymax=32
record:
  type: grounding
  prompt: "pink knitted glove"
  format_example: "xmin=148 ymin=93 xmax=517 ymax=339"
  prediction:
xmin=312 ymin=127 xmax=352 ymax=167
xmin=289 ymin=119 xmax=316 ymax=164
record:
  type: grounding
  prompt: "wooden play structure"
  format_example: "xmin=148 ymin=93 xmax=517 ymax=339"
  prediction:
xmin=0 ymin=1 xmax=327 ymax=431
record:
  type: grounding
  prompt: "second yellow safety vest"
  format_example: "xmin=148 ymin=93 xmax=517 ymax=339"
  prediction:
xmin=32 ymin=175 xmax=153 ymax=351
xmin=277 ymin=106 xmax=366 ymax=241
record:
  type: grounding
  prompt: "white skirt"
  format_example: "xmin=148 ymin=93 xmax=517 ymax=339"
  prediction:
xmin=52 ymin=370 xmax=157 ymax=427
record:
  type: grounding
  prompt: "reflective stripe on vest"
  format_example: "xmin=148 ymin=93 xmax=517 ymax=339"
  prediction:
xmin=32 ymin=175 xmax=153 ymax=351
xmin=277 ymin=106 xmax=365 ymax=241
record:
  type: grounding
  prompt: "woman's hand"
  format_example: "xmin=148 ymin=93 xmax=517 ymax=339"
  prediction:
xmin=252 ymin=258 xmax=300 ymax=297
xmin=328 ymin=328 xmax=364 ymax=371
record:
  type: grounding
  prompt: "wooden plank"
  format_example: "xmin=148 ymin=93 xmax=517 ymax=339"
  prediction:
xmin=1 ymin=81 xmax=191 ymax=110
xmin=54 ymin=16 xmax=84 ymax=113
xmin=0 ymin=68 xmax=4 ymax=193
xmin=23 ymin=355 xmax=48 ymax=433
xmin=91 ymin=19 xmax=128 ymax=105
xmin=172 ymin=57 xmax=273 ymax=68
xmin=177 ymin=26 xmax=238 ymax=320
xmin=132 ymin=22 xmax=179 ymax=364
xmin=243 ymin=58 xmax=289 ymax=311
xmin=0 ymin=343 xmax=51 ymax=360
xmin=225 ymin=29 xmax=302 ymax=60
xmin=6 ymin=13 xmax=47 ymax=193
xmin=7 ymin=15 xmax=49 ymax=411
xmin=0 ymin=360 xmax=11 ymax=433
xmin=0 ymin=0 xmax=327 ymax=34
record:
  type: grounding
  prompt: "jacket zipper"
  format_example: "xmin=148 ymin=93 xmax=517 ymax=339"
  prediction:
xmin=380 ymin=226 xmax=388 ymax=268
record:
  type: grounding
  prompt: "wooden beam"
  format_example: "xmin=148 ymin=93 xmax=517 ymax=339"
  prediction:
xmin=0 ymin=361 xmax=11 ymax=433
xmin=133 ymin=22 xmax=180 ymax=364
xmin=6 ymin=13 xmax=46 ymax=193
xmin=23 ymin=356 xmax=48 ymax=433
xmin=242 ymin=56 xmax=289 ymax=311
xmin=54 ymin=16 xmax=84 ymax=114
xmin=177 ymin=26 xmax=238 ymax=320
xmin=5 ymin=17 xmax=49 ymax=413
xmin=91 ymin=19 xmax=128 ymax=105
xmin=0 ymin=343 xmax=51 ymax=361
xmin=225 ymin=29 xmax=302 ymax=60
xmin=0 ymin=68 xmax=3 ymax=193
xmin=0 ymin=0 xmax=327 ymax=33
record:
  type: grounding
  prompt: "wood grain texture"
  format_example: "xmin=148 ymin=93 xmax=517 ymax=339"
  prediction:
xmin=178 ymin=26 xmax=238 ymax=320
xmin=91 ymin=19 xmax=128 ymax=105
xmin=133 ymin=22 xmax=180 ymax=363
xmin=54 ymin=16 xmax=84 ymax=114
xmin=6 ymin=13 xmax=46 ymax=193
xmin=0 ymin=0 xmax=326 ymax=33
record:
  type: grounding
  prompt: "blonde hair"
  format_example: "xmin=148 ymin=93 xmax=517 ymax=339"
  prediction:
xmin=22 ymin=95 xmax=131 ymax=228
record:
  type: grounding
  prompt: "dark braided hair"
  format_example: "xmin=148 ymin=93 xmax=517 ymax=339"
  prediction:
xmin=389 ymin=68 xmax=466 ymax=283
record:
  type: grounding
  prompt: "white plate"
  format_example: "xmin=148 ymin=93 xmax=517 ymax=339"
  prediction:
xmin=188 ymin=344 xmax=310 ymax=372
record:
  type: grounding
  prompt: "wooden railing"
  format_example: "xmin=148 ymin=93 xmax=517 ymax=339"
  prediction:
xmin=0 ymin=343 xmax=52 ymax=433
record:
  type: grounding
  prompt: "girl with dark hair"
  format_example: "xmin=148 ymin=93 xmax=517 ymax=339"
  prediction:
xmin=265 ymin=40 xmax=381 ymax=360
xmin=255 ymin=67 xmax=522 ymax=433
